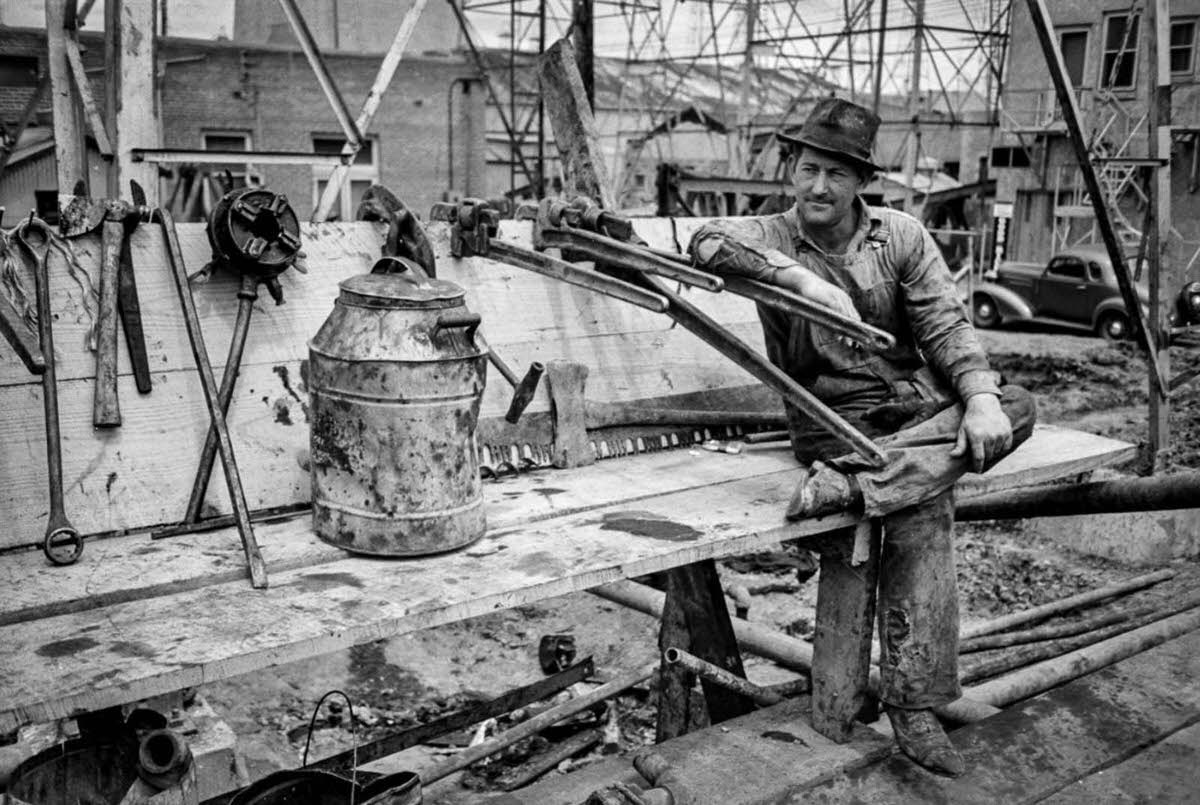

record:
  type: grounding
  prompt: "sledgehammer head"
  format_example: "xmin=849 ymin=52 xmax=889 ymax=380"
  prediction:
xmin=547 ymin=360 xmax=596 ymax=469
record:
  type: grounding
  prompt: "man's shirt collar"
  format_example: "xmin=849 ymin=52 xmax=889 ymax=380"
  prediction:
xmin=789 ymin=197 xmax=888 ymax=255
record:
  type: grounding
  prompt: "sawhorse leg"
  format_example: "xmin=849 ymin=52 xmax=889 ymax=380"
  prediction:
xmin=655 ymin=559 xmax=755 ymax=741
xmin=811 ymin=519 xmax=882 ymax=742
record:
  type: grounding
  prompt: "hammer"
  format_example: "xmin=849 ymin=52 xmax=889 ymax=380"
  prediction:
xmin=59 ymin=183 xmax=153 ymax=427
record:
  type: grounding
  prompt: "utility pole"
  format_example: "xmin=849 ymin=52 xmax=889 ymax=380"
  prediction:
xmin=1146 ymin=0 xmax=1172 ymax=469
xmin=104 ymin=0 xmax=160 ymax=200
xmin=902 ymin=0 xmax=924 ymax=212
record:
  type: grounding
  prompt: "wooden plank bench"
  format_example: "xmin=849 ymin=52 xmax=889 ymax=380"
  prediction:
xmin=0 ymin=216 xmax=1135 ymax=760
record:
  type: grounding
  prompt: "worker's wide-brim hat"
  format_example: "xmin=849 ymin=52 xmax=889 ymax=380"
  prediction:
xmin=776 ymin=97 xmax=883 ymax=174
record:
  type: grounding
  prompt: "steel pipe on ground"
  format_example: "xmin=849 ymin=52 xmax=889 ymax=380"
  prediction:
xmin=593 ymin=581 xmax=1000 ymax=724
xmin=956 ymin=472 xmax=1200 ymax=521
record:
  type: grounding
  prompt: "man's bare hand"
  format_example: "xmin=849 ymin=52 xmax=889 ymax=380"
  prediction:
xmin=774 ymin=266 xmax=861 ymax=346
xmin=951 ymin=393 xmax=1013 ymax=473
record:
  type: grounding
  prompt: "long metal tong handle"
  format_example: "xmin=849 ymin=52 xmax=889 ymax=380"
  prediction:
xmin=487 ymin=240 xmax=669 ymax=313
xmin=622 ymin=239 xmax=897 ymax=352
xmin=156 ymin=208 xmax=268 ymax=589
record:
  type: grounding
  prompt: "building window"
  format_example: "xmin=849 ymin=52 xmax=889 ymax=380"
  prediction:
xmin=1171 ymin=20 xmax=1196 ymax=75
xmin=1058 ymin=29 xmax=1088 ymax=86
xmin=990 ymin=146 xmax=1031 ymax=169
xmin=201 ymin=131 xmax=255 ymax=202
xmin=312 ymin=135 xmax=380 ymax=221
xmin=0 ymin=56 xmax=40 ymax=86
xmin=1101 ymin=13 xmax=1139 ymax=90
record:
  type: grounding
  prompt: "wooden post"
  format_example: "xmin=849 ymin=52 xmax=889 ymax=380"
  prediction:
xmin=537 ymin=37 xmax=616 ymax=208
xmin=1146 ymin=0 xmax=1171 ymax=469
xmin=105 ymin=0 xmax=159 ymax=201
xmin=45 ymin=0 xmax=88 ymax=196
xmin=572 ymin=0 xmax=594 ymax=110
xmin=655 ymin=560 xmax=753 ymax=742
xmin=810 ymin=522 xmax=881 ymax=742
xmin=871 ymin=0 xmax=887 ymax=114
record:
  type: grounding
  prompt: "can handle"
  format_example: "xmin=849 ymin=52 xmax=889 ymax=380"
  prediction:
xmin=371 ymin=256 xmax=430 ymax=281
xmin=434 ymin=310 xmax=481 ymax=342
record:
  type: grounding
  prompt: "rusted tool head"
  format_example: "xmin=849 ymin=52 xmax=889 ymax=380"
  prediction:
xmin=356 ymin=184 xmax=437 ymax=278
xmin=429 ymin=198 xmax=499 ymax=258
xmin=547 ymin=360 xmax=595 ymax=469
xmin=59 ymin=181 xmax=152 ymax=238
xmin=205 ymin=187 xmax=305 ymax=304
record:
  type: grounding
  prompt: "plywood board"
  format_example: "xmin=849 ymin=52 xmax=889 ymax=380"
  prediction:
xmin=0 ymin=220 xmax=766 ymax=549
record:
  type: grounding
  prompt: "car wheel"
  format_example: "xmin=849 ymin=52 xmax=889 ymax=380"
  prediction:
xmin=972 ymin=294 xmax=1000 ymax=328
xmin=1097 ymin=311 xmax=1129 ymax=341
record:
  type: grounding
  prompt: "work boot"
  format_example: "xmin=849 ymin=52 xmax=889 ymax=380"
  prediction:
xmin=886 ymin=706 xmax=966 ymax=777
xmin=785 ymin=461 xmax=862 ymax=520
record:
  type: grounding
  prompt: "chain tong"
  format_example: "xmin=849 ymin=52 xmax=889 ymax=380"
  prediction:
xmin=433 ymin=197 xmax=890 ymax=468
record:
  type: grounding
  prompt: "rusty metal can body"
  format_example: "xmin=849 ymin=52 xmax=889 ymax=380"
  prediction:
xmin=308 ymin=273 xmax=487 ymax=556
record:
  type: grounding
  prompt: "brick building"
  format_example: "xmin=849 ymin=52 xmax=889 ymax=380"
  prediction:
xmin=995 ymin=0 xmax=1200 ymax=275
xmin=0 ymin=13 xmax=483 ymax=221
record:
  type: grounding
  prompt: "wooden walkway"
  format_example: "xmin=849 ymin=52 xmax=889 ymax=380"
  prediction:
xmin=493 ymin=626 xmax=1200 ymax=804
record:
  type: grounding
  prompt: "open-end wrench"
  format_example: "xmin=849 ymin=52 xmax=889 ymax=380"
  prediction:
xmin=17 ymin=217 xmax=83 ymax=565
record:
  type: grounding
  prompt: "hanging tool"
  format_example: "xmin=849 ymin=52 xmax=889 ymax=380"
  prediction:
xmin=534 ymin=197 xmax=896 ymax=352
xmin=428 ymin=199 xmax=669 ymax=313
xmin=182 ymin=188 xmax=305 ymax=526
xmin=440 ymin=198 xmax=887 ymax=468
xmin=16 ymin=216 xmax=83 ymax=565
xmin=58 ymin=182 xmax=154 ymax=427
xmin=154 ymin=206 xmax=268 ymax=589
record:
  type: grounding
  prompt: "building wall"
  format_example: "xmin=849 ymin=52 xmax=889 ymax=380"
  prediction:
xmin=997 ymin=0 xmax=1200 ymax=273
xmin=0 ymin=28 xmax=484 ymax=221
xmin=233 ymin=0 xmax=462 ymax=56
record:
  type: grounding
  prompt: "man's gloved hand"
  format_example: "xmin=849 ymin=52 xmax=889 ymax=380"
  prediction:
xmin=951 ymin=393 xmax=1013 ymax=473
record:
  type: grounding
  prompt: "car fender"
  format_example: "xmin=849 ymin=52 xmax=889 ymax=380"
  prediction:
xmin=972 ymin=281 xmax=1033 ymax=321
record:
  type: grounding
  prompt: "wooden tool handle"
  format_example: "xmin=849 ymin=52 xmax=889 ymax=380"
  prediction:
xmin=93 ymin=220 xmax=124 ymax=427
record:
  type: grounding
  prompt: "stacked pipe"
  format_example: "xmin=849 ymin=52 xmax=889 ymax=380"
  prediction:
xmin=594 ymin=566 xmax=1198 ymax=722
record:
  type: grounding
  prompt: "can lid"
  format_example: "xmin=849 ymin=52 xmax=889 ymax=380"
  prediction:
xmin=338 ymin=273 xmax=465 ymax=309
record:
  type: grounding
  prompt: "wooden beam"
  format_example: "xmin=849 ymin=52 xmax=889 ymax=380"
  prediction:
xmin=537 ymin=37 xmax=616 ymax=208
xmin=572 ymin=0 xmax=594 ymax=110
xmin=61 ymin=31 xmax=112 ymax=157
xmin=311 ymin=0 xmax=429 ymax=222
xmin=105 ymin=0 xmax=159 ymax=200
xmin=275 ymin=0 xmax=361 ymax=149
xmin=45 ymin=0 xmax=88 ymax=196
xmin=1024 ymin=0 xmax=1167 ymax=396
xmin=0 ymin=73 xmax=49 ymax=180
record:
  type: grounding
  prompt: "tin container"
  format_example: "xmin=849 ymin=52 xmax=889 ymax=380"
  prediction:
xmin=308 ymin=271 xmax=487 ymax=555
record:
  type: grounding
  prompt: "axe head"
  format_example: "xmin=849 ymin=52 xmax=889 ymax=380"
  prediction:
xmin=547 ymin=360 xmax=595 ymax=469
xmin=58 ymin=194 xmax=109 ymax=237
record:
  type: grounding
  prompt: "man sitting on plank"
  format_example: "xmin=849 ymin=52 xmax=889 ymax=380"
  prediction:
xmin=688 ymin=97 xmax=1036 ymax=776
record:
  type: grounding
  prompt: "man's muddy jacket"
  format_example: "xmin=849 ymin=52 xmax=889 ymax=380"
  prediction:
xmin=689 ymin=199 xmax=1000 ymax=449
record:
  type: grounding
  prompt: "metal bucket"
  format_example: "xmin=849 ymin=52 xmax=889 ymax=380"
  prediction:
xmin=308 ymin=271 xmax=487 ymax=556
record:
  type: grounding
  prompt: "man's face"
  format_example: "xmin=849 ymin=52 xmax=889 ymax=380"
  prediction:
xmin=792 ymin=147 xmax=865 ymax=229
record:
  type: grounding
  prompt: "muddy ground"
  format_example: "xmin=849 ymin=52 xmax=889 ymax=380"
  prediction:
xmin=201 ymin=327 xmax=1200 ymax=799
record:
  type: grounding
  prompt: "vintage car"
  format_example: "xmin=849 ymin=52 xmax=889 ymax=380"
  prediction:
xmin=971 ymin=246 xmax=1148 ymax=340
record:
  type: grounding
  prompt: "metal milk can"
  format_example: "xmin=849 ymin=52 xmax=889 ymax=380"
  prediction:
xmin=308 ymin=268 xmax=488 ymax=556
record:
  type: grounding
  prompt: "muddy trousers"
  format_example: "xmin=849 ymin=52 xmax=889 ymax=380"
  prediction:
xmin=809 ymin=386 xmax=1037 ymax=708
